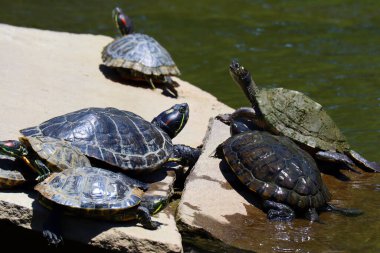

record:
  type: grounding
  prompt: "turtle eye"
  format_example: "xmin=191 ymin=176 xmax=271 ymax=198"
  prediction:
xmin=179 ymin=106 xmax=186 ymax=113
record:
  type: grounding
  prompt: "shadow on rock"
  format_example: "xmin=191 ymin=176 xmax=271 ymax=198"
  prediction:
xmin=99 ymin=64 xmax=178 ymax=98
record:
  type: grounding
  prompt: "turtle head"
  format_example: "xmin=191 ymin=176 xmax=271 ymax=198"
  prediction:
xmin=229 ymin=59 xmax=259 ymax=106
xmin=0 ymin=140 xmax=28 ymax=158
xmin=112 ymin=6 xmax=134 ymax=35
xmin=151 ymin=103 xmax=189 ymax=139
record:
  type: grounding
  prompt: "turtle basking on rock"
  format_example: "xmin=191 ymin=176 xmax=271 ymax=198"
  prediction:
xmin=20 ymin=103 xmax=200 ymax=175
xmin=215 ymin=121 xmax=363 ymax=222
xmin=218 ymin=59 xmax=380 ymax=173
xmin=0 ymin=136 xmax=91 ymax=187
xmin=35 ymin=166 xmax=167 ymax=246
xmin=102 ymin=7 xmax=180 ymax=97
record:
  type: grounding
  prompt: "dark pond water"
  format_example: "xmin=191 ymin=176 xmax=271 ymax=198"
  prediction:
xmin=0 ymin=0 xmax=379 ymax=252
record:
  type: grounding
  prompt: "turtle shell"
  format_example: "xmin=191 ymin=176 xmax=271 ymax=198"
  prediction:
xmin=0 ymin=167 xmax=25 ymax=188
xmin=34 ymin=166 xmax=144 ymax=221
xmin=21 ymin=136 xmax=91 ymax=172
xmin=221 ymin=131 xmax=331 ymax=209
xmin=256 ymin=88 xmax=350 ymax=152
xmin=102 ymin=33 xmax=180 ymax=76
xmin=20 ymin=107 xmax=174 ymax=173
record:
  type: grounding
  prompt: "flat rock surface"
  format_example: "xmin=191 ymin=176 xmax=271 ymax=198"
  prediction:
xmin=0 ymin=23 xmax=233 ymax=252
xmin=177 ymin=118 xmax=380 ymax=252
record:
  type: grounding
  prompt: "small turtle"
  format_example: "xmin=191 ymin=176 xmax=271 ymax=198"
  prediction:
xmin=218 ymin=59 xmax=380 ymax=173
xmin=35 ymin=166 xmax=166 ymax=246
xmin=215 ymin=123 xmax=363 ymax=222
xmin=0 ymin=155 xmax=26 ymax=188
xmin=0 ymin=136 xmax=91 ymax=186
xmin=102 ymin=7 xmax=180 ymax=97
xmin=20 ymin=103 xmax=200 ymax=174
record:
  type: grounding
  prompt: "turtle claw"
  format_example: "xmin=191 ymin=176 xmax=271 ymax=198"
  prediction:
xmin=43 ymin=229 xmax=64 ymax=247
xmin=216 ymin=113 xmax=232 ymax=125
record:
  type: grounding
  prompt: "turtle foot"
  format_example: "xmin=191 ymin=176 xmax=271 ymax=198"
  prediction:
xmin=43 ymin=229 xmax=64 ymax=247
xmin=215 ymin=113 xmax=232 ymax=125
xmin=137 ymin=206 xmax=161 ymax=230
xmin=263 ymin=200 xmax=295 ymax=221
xmin=348 ymin=150 xmax=380 ymax=173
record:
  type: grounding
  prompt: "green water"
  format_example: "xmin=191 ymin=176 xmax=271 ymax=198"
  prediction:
xmin=0 ymin=1 xmax=379 ymax=251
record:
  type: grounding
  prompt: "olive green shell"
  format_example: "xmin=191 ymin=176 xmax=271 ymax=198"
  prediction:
xmin=34 ymin=166 xmax=144 ymax=221
xmin=221 ymin=131 xmax=331 ymax=209
xmin=257 ymin=88 xmax=350 ymax=152
xmin=21 ymin=136 xmax=91 ymax=172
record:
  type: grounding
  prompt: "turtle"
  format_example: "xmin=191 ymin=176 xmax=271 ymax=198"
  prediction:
xmin=102 ymin=7 xmax=180 ymax=97
xmin=34 ymin=166 xmax=167 ymax=246
xmin=215 ymin=122 xmax=363 ymax=222
xmin=218 ymin=59 xmax=380 ymax=173
xmin=0 ymin=136 xmax=91 ymax=187
xmin=0 ymin=155 xmax=26 ymax=188
xmin=20 ymin=103 xmax=201 ymax=175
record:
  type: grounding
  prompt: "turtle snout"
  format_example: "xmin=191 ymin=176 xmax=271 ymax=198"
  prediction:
xmin=230 ymin=59 xmax=241 ymax=71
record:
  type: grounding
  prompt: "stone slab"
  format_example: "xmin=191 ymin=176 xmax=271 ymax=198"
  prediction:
xmin=0 ymin=23 xmax=233 ymax=252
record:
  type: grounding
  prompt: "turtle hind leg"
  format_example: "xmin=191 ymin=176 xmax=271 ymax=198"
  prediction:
xmin=315 ymin=151 xmax=361 ymax=174
xmin=347 ymin=150 xmax=380 ymax=173
xmin=320 ymin=203 xmax=363 ymax=217
xmin=136 ymin=206 xmax=161 ymax=230
xmin=263 ymin=200 xmax=295 ymax=221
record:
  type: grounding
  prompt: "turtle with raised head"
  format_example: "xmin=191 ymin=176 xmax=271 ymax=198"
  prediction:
xmin=102 ymin=7 xmax=180 ymax=97
xmin=35 ymin=166 xmax=167 ymax=246
xmin=218 ymin=59 xmax=380 ymax=173
xmin=0 ymin=136 xmax=91 ymax=187
xmin=20 ymin=103 xmax=200 ymax=174
xmin=215 ymin=122 xmax=363 ymax=222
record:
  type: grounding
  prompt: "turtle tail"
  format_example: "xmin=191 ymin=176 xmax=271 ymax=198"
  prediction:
xmin=320 ymin=203 xmax=363 ymax=217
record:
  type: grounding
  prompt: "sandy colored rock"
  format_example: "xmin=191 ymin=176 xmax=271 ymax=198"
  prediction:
xmin=0 ymin=23 xmax=233 ymax=252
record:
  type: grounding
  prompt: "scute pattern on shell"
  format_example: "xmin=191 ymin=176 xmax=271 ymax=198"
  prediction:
xmin=24 ymin=136 xmax=91 ymax=172
xmin=222 ymin=131 xmax=331 ymax=209
xmin=102 ymin=33 xmax=180 ymax=76
xmin=257 ymin=88 xmax=350 ymax=152
xmin=0 ymin=168 xmax=25 ymax=188
xmin=35 ymin=167 xmax=143 ymax=219
xmin=20 ymin=107 xmax=174 ymax=172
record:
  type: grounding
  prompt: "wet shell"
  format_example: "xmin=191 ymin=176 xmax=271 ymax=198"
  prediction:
xmin=20 ymin=107 xmax=174 ymax=173
xmin=221 ymin=131 xmax=331 ymax=209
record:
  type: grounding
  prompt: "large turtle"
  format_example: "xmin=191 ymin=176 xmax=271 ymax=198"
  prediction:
xmin=215 ymin=123 xmax=363 ymax=221
xmin=102 ymin=7 xmax=180 ymax=97
xmin=218 ymin=59 xmax=380 ymax=173
xmin=20 ymin=103 xmax=200 ymax=174
xmin=0 ymin=136 xmax=91 ymax=187
xmin=35 ymin=166 xmax=166 ymax=246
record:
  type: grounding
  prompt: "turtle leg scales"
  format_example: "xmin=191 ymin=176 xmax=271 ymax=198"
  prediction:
xmin=136 ymin=206 xmax=160 ymax=230
xmin=263 ymin=200 xmax=295 ymax=221
xmin=315 ymin=151 xmax=361 ymax=173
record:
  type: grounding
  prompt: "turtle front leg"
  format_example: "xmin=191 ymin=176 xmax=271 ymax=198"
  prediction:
xmin=42 ymin=207 xmax=64 ymax=246
xmin=136 ymin=206 xmax=161 ymax=230
xmin=346 ymin=150 xmax=380 ymax=172
xmin=216 ymin=107 xmax=267 ymax=131
xmin=171 ymin=144 xmax=201 ymax=168
xmin=263 ymin=200 xmax=295 ymax=221
xmin=315 ymin=151 xmax=361 ymax=174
